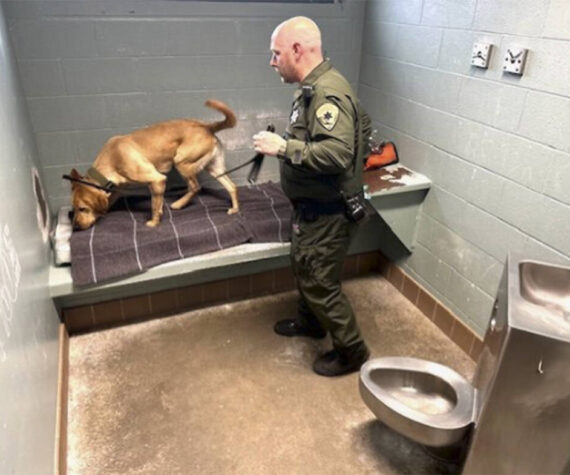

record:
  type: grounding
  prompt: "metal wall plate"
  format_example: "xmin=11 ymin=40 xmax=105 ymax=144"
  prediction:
xmin=503 ymin=47 xmax=528 ymax=75
xmin=472 ymin=42 xmax=492 ymax=69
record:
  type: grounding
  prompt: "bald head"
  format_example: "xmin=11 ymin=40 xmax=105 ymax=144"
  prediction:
xmin=272 ymin=16 xmax=322 ymax=52
xmin=270 ymin=16 xmax=324 ymax=83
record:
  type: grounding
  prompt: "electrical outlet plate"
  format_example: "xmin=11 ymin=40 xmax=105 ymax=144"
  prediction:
xmin=471 ymin=42 xmax=492 ymax=69
xmin=503 ymin=47 xmax=528 ymax=75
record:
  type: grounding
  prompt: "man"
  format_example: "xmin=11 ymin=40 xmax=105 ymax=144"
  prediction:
xmin=253 ymin=16 xmax=371 ymax=377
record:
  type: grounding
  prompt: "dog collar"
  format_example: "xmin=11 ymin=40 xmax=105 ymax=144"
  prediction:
xmin=86 ymin=168 xmax=116 ymax=192
xmin=62 ymin=168 xmax=116 ymax=192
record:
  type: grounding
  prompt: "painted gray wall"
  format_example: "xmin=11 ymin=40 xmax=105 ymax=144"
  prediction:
xmin=4 ymin=0 xmax=366 ymax=213
xmin=0 ymin=2 xmax=60 ymax=473
xmin=5 ymin=0 xmax=568 ymax=339
xmin=360 ymin=0 xmax=570 ymax=335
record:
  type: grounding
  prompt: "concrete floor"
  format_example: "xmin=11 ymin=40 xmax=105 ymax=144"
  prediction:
xmin=68 ymin=275 xmax=476 ymax=474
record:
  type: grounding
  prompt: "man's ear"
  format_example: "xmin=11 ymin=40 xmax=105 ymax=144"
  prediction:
xmin=292 ymin=42 xmax=302 ymax=57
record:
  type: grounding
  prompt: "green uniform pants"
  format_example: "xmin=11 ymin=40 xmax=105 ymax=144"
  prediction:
xmin=290 ymin=209 xmax=364 ymax=350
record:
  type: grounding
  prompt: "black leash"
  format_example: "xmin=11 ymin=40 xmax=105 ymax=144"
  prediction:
xmin=61 ymin=174 xmax=115 ymax=192
xmin=212 ymin=123 xmax=275 ymax=184
xmin=62 ymin=123 xmax=276 ymax=191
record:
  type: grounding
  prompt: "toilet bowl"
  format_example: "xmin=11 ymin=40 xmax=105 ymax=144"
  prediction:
xmin=359 ymin=356 xmax=475 ymax=447
xmin=359 ymin=254 xmax=570 ymax=473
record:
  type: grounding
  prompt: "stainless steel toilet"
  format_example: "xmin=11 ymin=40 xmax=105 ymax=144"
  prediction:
xmin=359 ymin=356 xmax=475 ymax=447
xmin=359 ymin=253 xmax=570 ymax=473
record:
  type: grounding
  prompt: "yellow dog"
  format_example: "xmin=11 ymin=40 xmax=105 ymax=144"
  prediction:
xmin=68 ymin=99 xmax=238 ymax=230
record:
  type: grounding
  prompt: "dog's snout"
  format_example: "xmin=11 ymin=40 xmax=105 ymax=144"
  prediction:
xmin=69 ymin=209 xmax=82 ymax=230
xmin=69 ymin=209 xmax=86 ymax=230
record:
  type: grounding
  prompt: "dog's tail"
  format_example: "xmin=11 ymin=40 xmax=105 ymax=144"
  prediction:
xmin=205 ymin=99 xmax=237 ymax=133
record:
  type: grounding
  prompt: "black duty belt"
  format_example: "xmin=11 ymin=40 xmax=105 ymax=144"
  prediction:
xmin=293 ymin=199 xmax=345 ymax=221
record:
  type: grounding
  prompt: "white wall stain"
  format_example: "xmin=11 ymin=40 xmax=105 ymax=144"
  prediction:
xmin=0 ymin=223 xmax=21 ymax=362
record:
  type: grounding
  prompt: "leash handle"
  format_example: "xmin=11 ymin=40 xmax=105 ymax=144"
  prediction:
xmin=247 ymin=155 xmax=263 ymax=184
xmin=247 ymin=124 xmax=275 ymax=184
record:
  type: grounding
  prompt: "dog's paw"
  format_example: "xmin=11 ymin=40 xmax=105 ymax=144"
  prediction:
xmin=146 ymin=219 xmax=159 ymax=228
xmin=227 ymin=207 xmax=239 ymax=215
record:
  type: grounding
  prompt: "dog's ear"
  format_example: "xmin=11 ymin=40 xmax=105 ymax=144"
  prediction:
xmin=69 ymin=168 xmax=82 ymax=190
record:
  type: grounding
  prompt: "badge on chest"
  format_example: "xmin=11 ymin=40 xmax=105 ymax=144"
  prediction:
xmin=290 ymin=108 xmax=300 ymax=124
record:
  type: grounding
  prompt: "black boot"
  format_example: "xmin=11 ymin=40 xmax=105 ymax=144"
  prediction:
xmin=312 ymin=343 xmax=370 ymax=377
xmin=274 ymin=319 xmax=326 ymax=339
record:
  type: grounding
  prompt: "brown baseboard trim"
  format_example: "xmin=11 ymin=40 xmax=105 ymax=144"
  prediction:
xmin=62 ymin=251 xmax=383 ymax=335
xmin=60 ymin=251 xmax=483 ymax=361
xmin=383 ymin=261 xmax=483 ymax=362
xmin=55 ymin=323 xmax=69 ymax=474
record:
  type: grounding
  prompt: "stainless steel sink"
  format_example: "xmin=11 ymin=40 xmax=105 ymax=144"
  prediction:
xmin=463 ymin=254 xmax=570 ymax=474
xmin=508 ymin=259 xmax=570 ymax=341
xmin=519 ymin=261 xmax=570 ymax=321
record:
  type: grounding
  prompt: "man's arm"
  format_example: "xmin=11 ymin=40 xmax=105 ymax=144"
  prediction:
xmin=254 ymin=95 xmax=356 ymax=174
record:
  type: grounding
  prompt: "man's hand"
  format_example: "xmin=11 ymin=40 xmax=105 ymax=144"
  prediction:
xmin=253 ymin=131 xmax=287 ymax=157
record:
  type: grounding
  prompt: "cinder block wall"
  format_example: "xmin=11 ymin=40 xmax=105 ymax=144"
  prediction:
xmin=0 ymin=2 xmax=60 ymax=472
xmin=4 ymin=0 xmax=365 ymax=212
xmin=360 ymin=0 xmax=570 ymax=335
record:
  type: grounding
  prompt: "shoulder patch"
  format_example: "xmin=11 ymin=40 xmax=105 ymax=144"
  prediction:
xmin=315 ymin=102 xmax=339 ymax=131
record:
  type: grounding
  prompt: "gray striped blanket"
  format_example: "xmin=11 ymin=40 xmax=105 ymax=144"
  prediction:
xmin=70 ymin=182 xmax=291 ymax=286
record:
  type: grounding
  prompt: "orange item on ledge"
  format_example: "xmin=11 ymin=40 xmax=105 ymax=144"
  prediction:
xmin=364 ymin=141 xmax=399 ymax=170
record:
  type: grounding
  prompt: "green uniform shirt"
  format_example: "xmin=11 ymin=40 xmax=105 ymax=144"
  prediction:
xmin=279 ymin=59 xmax=370 ymax=202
